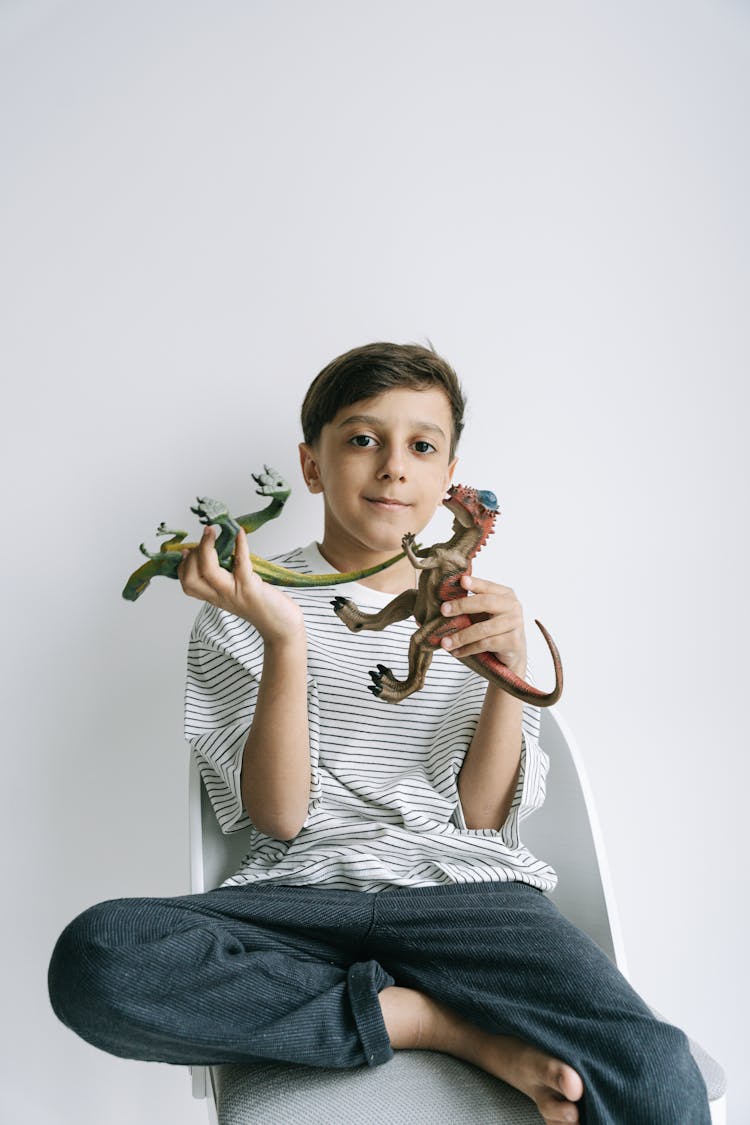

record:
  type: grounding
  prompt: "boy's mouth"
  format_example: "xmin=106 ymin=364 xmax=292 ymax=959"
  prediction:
xmin=365 ymin=497 xmax=411 ymax=509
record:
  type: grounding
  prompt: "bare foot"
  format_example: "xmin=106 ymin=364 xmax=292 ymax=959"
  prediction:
xmin=379 ymin=986 xmax=584 ymax=1125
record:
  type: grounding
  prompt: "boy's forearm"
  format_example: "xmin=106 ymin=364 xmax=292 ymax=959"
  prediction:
xmin=457 ymin=683 xmax=524 ymax=830
xmin=241 ymin=637 xmax=311 ymax=840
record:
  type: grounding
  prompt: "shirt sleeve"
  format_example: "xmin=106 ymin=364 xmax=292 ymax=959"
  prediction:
xmin=184 ymin=601 xmax=324 ymax=836
xmin=184 ymin=603 xmax=264 ymax=833
xmin=448 ymin=673 xmax=550 ymax=840
xmin=498 ymin=712 xmax=550 ymax=849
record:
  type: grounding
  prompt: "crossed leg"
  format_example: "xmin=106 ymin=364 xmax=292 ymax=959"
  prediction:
xmin=48 ymin=883 xmax=710 ymax=1124
xmin=367 ymin=883 xmax=710 ymax=1125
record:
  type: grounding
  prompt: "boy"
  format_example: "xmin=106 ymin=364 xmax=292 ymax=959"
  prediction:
xmin=49 ymin=342 xmax=709 ymax=1124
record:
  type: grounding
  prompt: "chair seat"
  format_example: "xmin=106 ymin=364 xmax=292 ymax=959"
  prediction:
xmin=210 ymin=1034 xmax=727 ymax=1125
xmin=213 ymin=1052 xmax=545 ymax=1125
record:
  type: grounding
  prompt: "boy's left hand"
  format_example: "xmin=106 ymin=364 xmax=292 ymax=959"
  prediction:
xmin=439 ymin=575 xmax=527 ymax=676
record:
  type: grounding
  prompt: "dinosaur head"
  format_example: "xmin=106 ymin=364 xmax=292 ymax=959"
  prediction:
xmin=442 ymin=484 xmax=499 ymax=556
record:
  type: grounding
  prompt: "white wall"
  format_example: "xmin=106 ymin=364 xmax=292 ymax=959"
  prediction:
xmin=2 ymin=1 xmax=747 ymax=1121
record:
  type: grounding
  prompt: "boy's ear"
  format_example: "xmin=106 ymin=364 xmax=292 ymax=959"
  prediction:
xmin=444 ymin=456 xmax=458 ymax=491
xmin=298 ymin=442 xmax=324 ymax=494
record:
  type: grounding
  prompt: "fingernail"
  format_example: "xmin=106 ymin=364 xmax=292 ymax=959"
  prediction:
xmin=442 ymin=603 xmax=452 ymax=615
xmin=442 ymin=637 xmax=452 ymax=648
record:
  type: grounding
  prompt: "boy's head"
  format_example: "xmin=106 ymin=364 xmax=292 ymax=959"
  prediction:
xmin=301 ymin=342 xmax=466 ymax=459
xmin=298 ymin=343 xmax=466 ymax=558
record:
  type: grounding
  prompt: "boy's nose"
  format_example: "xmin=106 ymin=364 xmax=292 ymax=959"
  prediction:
xmin=377 ymin=449 xmax=406 ymax=480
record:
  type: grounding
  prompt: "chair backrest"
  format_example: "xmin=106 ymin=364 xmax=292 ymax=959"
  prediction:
xmin=188 ymin=706 xmax=628 ymax=976
xmin=521 ymin=707 xmax=628 ymax=974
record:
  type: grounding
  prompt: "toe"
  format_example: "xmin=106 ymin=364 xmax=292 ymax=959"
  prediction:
xmin=547 ymin=1060 xmax=583 ymax=1103
xmin=537 ymin=1093 xmax=579 ymax=1124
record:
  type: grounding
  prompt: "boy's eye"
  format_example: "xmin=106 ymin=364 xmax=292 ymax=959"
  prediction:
xmin=413 ymin=440 xmax=436 ymax=454
xmin=350 ymin=434 xmax=377 ymax=448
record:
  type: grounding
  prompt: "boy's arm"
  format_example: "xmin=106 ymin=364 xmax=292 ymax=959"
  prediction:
xmin=440 ymin=574 xmax=527 ymax=830
xmin=240 ymin=637 xmax=310 ymax=840
xmin=180 ymin=526 xmax=311 ymax=840
xmin=456 ymin=687 xmax=524 ymax=830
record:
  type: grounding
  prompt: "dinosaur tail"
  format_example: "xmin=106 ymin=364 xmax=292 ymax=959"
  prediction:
xmin=462 ymin=619 xmax=563 ymax=707
xmin=250 ymin=551 xmax=406 ymax=587
xmin=122 ymin=547 xmax=406 ymax=599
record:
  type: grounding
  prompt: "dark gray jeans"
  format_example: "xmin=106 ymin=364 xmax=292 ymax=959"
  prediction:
xmin=48 ymin=880 xmax=709 ymax=1124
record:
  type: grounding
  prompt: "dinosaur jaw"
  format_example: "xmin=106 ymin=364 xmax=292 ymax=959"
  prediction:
xmin=442 ymin=494 xmax=475 ymax=528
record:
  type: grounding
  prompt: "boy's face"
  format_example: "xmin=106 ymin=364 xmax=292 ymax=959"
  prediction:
xmin=299 ymin=386 xmax=458 ymax=558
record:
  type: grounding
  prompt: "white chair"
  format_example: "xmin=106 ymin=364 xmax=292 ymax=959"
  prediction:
xmin=188 ymin=706 xmax=727 ymax=1124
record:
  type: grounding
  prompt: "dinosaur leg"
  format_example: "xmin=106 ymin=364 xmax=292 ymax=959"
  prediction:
xmin=138 ymin=526 xmax=189 ymax=561
xmin=211 ymin=515 xmax=244 ymax=568
xmin=236 ymin=466 xmax=292 ymax=533
xmin=190 ymin=500 xmax=244 ymax=569
xmin=459 ymin=620 xmax=563 ymax=707
xmin=368 ymin=632 xmax=436 ymax=703
xmin=156 ymin=525 xmax=189 ymax=546
xmin=331 ymin=589 xmax=418 ymax=633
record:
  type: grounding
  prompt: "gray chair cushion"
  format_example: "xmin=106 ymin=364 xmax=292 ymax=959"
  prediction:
xmin=213 ymin=1052 xmax=545 ymax=1124
xmin=212 ymin=1033 xmax=726 ymax=1125
xmin=684 ymin=1034 xmax=727 ymax=1102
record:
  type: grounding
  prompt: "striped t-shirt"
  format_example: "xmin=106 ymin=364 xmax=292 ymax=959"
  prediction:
xmin=184 ymin=542 xmax=557 ymax=893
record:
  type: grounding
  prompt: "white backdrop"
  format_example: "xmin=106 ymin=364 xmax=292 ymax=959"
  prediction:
xmin=2 ymin=2 xmax=747 ymax=1122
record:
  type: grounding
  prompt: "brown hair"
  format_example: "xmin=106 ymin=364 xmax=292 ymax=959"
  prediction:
xmin=300 ymin=341 xmax=466 ymax=457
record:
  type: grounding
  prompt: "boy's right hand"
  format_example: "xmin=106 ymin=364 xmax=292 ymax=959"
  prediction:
xmin=178 ymin=525 xmax=305 ymax=646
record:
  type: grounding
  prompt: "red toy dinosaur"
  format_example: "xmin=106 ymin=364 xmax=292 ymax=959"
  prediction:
xmin=332 ymin=484 xmax=563 ymax=706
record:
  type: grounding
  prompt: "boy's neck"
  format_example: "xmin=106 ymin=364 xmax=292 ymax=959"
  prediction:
xmin=316 ymin=539 xmax=417 ymax=594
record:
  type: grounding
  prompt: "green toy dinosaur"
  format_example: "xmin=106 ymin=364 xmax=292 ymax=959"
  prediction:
xmin=122 ymin=466 xmax=405 ymax=601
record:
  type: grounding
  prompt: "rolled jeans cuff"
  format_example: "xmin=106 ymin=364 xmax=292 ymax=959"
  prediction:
xmin=347 ymin=959 xmax=395 ymax=1067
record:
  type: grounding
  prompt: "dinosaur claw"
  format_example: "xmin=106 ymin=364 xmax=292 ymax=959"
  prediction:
xmin=252 ymin=466 xmax=290 ymax=496
xmin=376 ymin=664 xmax=390 ymax=675
xmin=369 ymin=669 xmax=382 ymax=684
xmin=368 ymin=684 xmax=382 ymax=697
xmin=331 ymin=597 xmax=347 ymax=611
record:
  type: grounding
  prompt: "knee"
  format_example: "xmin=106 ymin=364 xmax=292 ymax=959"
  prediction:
xmin=48 ymin=899 xmax=134 ymax=1036
xmin=624 ymin=1018 xmax=708 ymax=1123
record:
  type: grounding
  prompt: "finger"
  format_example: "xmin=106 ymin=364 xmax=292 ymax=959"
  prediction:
xmin=452 ymin=643 xmax=525 ymax=667
xmin=447 ymin=632 xmax=523 ymax=662
xmin=232 ymin=528 xmax=253 ymax=575
xmin=178 ymin=551 xmax=223 ymax=603
xmin=459 ymin=574 xmax=514 ymax=596
xmin=196 ymin=523 xmax=218 ymax=557
xmin=442 ymin=594 xmax=507 ymax=618
xmin=184 ymin=532 xmax=237 ymax=599
xmin=231 ymin=529 xmax=257 ymax=591
xmin=194 ymin=525 xmax=225 ymax=580
xmin=442 ymin=619 xmax=516 ymax=653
